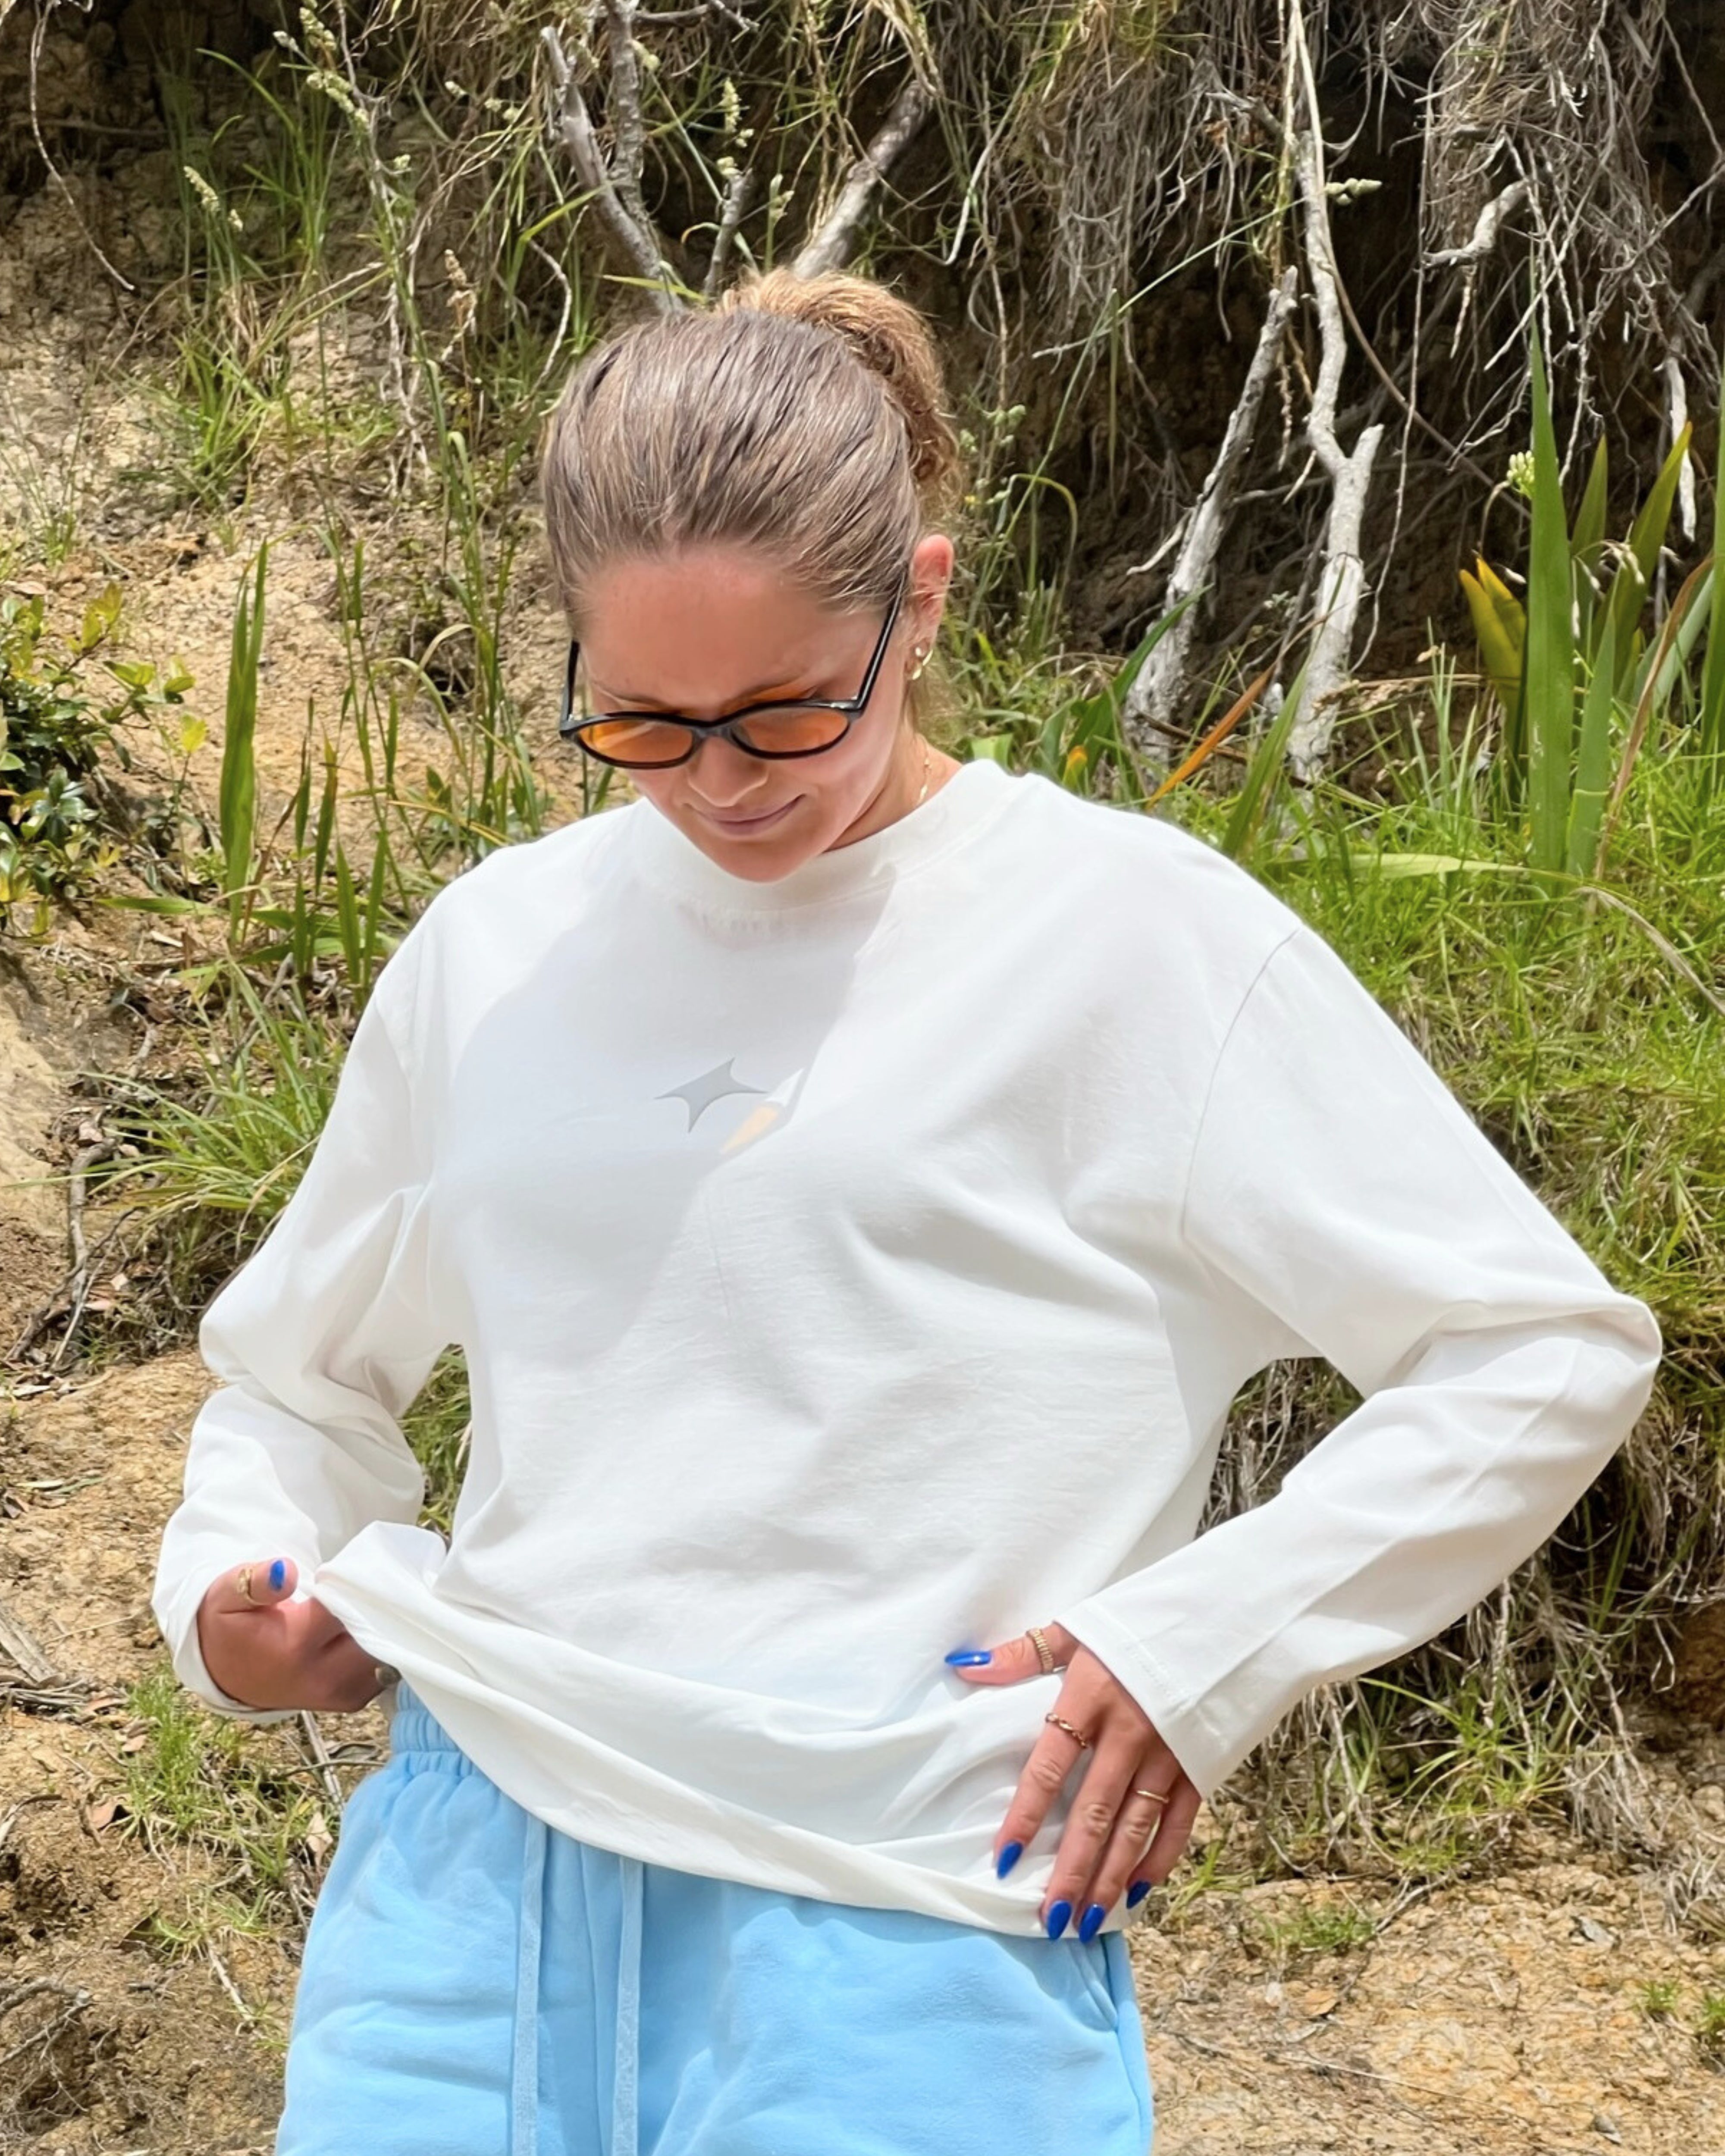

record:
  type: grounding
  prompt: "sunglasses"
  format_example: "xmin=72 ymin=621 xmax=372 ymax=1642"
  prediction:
xmin=558 ymin=563 xmax=911 ymax=770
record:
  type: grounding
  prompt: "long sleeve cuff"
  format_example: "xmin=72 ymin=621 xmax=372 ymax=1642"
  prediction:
xmin=153 ymin=1555 xmax=314 ymax=1725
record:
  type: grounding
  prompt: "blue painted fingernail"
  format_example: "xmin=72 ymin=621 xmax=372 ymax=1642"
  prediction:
xmin=268 ymin=1558 xmax=286 ymax=1590
xmin=996 ymin=1841 xmax=1023 ymax=1879
xmin=944 ymin=1649 xmax=991 ymax=1666
xmin=1126 ymin=1879 xmax=1150 ymax=1908
xmin=1078 ymin=1902 xmax=1107 ymax=1943
xmin=1045 ymin=1899 xmax=1073 ymax=1940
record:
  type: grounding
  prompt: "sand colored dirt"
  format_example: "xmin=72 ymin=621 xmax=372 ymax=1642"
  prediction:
xmin=6 ymin=1343 xmax=1725 ymax=2147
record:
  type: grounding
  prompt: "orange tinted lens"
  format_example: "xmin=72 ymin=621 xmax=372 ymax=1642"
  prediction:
xmin=579 ymin=716 xmax=696 ymax=765
xmin=733 ymin=706 xmax=849 ymax=755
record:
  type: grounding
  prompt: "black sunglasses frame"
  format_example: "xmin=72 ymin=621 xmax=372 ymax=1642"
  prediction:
xmin=558 ymin=563 xmax=912 ymax=768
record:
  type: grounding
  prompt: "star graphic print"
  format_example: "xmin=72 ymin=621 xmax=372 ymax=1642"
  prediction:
xmin=659 ymin=1058 xmax=767 ymax=1131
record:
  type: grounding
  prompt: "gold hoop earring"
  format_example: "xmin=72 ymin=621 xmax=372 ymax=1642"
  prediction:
xmin=909 ymin=644 xmax=930 ymax=681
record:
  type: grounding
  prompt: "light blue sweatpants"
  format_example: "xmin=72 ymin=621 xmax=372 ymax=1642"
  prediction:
xmin=276 ymin=1679 xmax=1155 ymax=2154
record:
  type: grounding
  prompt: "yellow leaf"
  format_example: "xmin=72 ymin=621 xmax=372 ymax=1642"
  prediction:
xmin=1461 ymin=557 xmax=1525 ymax=720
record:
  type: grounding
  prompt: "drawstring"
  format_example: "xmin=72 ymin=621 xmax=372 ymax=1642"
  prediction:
xmin=612 ymin=1855 xmax=643 ymax=2156
xmin=512 ymin=1809 xmax=548 ymax=2156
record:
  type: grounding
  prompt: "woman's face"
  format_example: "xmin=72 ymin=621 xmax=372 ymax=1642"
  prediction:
xmin=575 ymin=536 xmax=951 ymax=883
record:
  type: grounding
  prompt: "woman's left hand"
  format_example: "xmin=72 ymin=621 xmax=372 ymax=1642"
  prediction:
xmin=948 ymin=1622 xmax=1201 ymax=1940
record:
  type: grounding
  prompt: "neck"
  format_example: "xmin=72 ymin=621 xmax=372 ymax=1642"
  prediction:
xmin=829 ymin=728 xmax=951 ymax=851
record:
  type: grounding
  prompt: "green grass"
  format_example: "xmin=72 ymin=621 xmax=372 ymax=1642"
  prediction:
xmin=1249 ymin=1897 xmax=1378 ymax=1964
xmin=115 ymin=1669 xmax=326 ymax=1932
xmin=403 ymin=1349 xmax=474 ymax=1534
xmin=1115 ymin=635 xmax=1725 ymax=1877
xmin=1639 ymin=1977 xmax=1682 ymax=2021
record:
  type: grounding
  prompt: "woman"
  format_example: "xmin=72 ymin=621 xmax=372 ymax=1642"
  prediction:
xmin=153 ymin=269 xmax=1661 ymax=2155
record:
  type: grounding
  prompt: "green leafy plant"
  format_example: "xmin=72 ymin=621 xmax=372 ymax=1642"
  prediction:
xmin=0 ymin=586 xmax=192 ymax=934
xmin=962 ymin=593 xmax=1197 ymax=796
xmin=1460 ymin=324 xmax=1722 ymax=884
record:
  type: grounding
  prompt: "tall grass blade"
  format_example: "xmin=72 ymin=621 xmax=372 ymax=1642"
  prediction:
xmin=1221 ymin=649 xmax=1312 ymax=863
xmin=1596 ymin=555 xmax=1712 ymax=876
xmin=1602 ymin=420 xmax=1690 ymax=683
xmin=1524 ymin=330 xmax=1574 ymax=883
xmin=1146 ymin=663 xmax=1275 ymax=805
xmin=219 ymin=541 xmax=267 ymax=936
xmin=1570 ymin=437 xmax=1609 ymax=649
xmin=1700 ymin=353 xmax=1725 ymax=777
xmin=1566 ymin=613 xmax=1617 ymax=881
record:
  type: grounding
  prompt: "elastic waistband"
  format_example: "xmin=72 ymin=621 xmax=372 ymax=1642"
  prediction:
xmin=386 ymin=1678 xmax=471 ymax=1767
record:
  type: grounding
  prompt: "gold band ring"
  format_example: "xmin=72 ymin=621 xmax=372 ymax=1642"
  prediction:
xmin=235 ymin=1562 xmax=258 ymax=1606
xmin=1026 ymin=1626 xmax=1057 ymax=1675
xmin=1132 ymin=1787 xmax=1172 ymax=1806
xmin=1043 ymin=1711 xmax=1093 ymax=1748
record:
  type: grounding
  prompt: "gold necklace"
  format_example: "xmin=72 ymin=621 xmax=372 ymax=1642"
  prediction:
xmin=914 ymin=736 xmax=932 ymax=807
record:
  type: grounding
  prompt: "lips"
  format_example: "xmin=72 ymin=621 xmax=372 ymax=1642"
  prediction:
xmin=699 ymin=797 xmax=800 ymax=836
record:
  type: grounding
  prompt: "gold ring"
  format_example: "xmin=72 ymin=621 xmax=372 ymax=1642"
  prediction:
xmin=1132 ymin=1786 xmax=1172 ymax=1806
xmin=235 ymin=1563 xmax=258 ymax=1605
xmin=1026 ymin=1626 xmax=1056 ymax=1675
xmin=1043 ymin=1711 xmax=1092 ymax=1748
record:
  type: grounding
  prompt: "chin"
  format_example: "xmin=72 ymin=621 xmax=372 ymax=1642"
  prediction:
xmin=669 ymin=796 xmax=839 ymax=879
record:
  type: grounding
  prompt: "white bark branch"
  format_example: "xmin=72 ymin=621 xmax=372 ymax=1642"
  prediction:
xmin=1124 ymin=266 xmax=1299 ymax=749
xmin=793 ymin=79 xmax=933 ymax=280
xmin=1286 ymin=125 xmax=1385 ymax=783
xmin=1664 ymin=354 xmax=1697 ymax=544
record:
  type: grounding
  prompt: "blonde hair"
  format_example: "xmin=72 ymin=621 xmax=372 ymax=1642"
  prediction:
xmin=538 ymin=269 xmax=966 ymax=721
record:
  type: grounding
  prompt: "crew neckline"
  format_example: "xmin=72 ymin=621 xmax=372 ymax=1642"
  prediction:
xmin=622 ymin=755 xmax=1018 ymax=915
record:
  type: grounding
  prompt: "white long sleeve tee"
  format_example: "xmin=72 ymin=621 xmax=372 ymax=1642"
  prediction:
xmin=151 ymin=759 xmax=1661 ymax=1932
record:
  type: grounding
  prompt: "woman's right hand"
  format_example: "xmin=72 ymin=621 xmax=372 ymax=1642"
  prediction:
xmin=195 ymin=1557 xmax=393 ymax=1713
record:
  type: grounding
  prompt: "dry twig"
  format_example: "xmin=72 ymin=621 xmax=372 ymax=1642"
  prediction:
xmin=0 ymin=1601 xmax=55 ymax=1686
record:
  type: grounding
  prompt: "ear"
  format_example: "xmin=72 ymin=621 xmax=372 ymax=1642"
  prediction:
xmin=910 ymin=531 xmax=954 ymax=649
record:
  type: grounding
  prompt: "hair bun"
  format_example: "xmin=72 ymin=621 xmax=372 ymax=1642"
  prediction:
xmin=716 ymin=268 xmax=961 ymax=513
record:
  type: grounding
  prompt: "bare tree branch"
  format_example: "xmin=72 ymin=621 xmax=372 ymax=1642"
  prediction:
xmin=702 ymin=160 xmax=754 ymax=301
xmin=1286 ymin=111 xmax=1384 ymax=784
xmin=1124 ymin=265 xmax=1299 ymax=752
xmin=542 ymin=22 xmax=684 ymax=313
xmin=793 ymin=79 xmax=934 ymax=280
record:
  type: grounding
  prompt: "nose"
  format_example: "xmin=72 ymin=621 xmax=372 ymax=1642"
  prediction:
xmin=684 ymin=735 xmax=772 ymax=808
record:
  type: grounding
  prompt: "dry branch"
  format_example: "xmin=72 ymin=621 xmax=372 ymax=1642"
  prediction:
xmin=793 ymin=79 xmax=935 ymax=280
xmin=542 ymin=22 xmax=683 ymax=312
xmin=0 ymin=1601 xmax=54 ymax=1686
xmin=1124 ymin=266 xmax=1298 ymax=752
xmin=1425 ymin=178 xmax=1531 ymax=271
xmin=701 ymin=161 xmax=754 ymax=303
xmin=1286 ymin=122 xmax=1384 ymax=783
